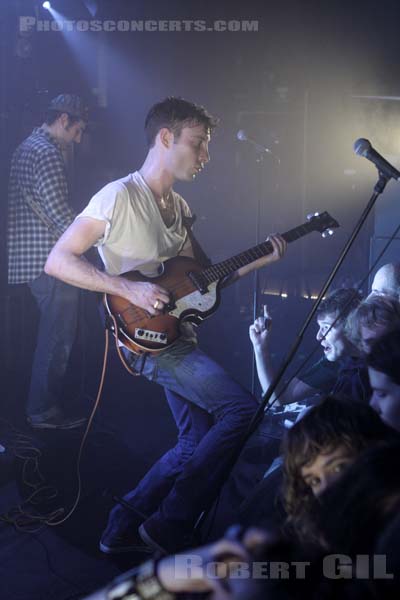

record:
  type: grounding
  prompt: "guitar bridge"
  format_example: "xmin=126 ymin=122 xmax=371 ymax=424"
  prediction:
xmin=188 ymin=271 xmax=209 ymax=294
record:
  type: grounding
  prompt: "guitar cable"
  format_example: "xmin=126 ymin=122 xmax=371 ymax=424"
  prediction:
xmin=45 ymin=323 xmax=112 ymax=527
xmin=6 ymin=223 xmax=395 ymax=536
xmin=46 ymin=313 xmax=146 ymax=526
xmin=0 ymin=324 xmax=111 ymax=532
xmin=45 ymin=219 xmax=397 ymax=538
xmin=1 ymin=307 xmax=155 ymax=535
xmin=0 ymin=428 xmax=61 ymax=533
xmin=107 ymin=312 xmax=142 ymax=377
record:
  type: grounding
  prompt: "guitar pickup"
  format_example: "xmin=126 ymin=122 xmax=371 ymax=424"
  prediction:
xmin=188 ymin=271 xmax=209 ymax=294
xmin=135 ymin=328 xmax=168 ymax=345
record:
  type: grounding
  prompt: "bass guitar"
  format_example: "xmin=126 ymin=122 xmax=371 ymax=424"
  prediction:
xmin=104 ymin=211 xmax=339 ymax=354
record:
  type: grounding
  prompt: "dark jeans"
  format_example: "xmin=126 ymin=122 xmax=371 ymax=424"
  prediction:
xmin=111 ymin=340 xmax=259 ymax=550
xmin=200 ymin=420 xmax=283 ymax=540
xmin=27 ymin=273 xmax=80 ymax=419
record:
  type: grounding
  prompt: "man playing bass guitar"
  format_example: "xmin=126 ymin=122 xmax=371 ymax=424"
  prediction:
xmin=45 ymin=97 xmax=286 ymax=555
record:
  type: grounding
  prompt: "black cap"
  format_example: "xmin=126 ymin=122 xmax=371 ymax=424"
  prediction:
xmin=48 ymin=94 xmax=89 ymax=122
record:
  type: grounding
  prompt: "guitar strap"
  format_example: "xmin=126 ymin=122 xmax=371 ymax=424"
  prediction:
xmin=182 ymin=215 xmax=212 ymax=267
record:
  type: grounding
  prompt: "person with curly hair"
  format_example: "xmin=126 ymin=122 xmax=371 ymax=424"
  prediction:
xmin=281 ymin=395 xmax=396 ymax=542
xmin=345 ymin=294 xmax=400 ymax=354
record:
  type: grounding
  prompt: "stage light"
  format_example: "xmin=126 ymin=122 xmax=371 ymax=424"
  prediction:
xmin=83 ymin=0 xmax=98 ymax=17
xmin=42 ymin=1 xmax=51 ymax=9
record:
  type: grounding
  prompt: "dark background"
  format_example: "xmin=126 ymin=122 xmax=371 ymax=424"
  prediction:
xmin=1 ymin=1 xmax=400 ymax=597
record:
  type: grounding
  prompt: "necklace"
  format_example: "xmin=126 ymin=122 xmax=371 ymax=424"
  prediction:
xmin=156 ymin=191 xmax=175 ymax=227
xmin=158 ymin=191 xmax=172 ymax=210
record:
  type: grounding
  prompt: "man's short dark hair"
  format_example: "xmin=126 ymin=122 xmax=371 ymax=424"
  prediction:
xmin=44 ymin=110 xmax=83 ymax=127
xmin=316 ymin=288 xmax=363 ymax=324
xmin=44 ymin=94 xmax=89 ymax=126
xmin=144 ymin=97 xmax=218 ymax=148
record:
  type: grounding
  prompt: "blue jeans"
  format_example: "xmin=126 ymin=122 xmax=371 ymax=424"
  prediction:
xmin=27 ymin=273 xmax=81 ymax=419
xmin=115 ymin=339 xmax=259 ymax=550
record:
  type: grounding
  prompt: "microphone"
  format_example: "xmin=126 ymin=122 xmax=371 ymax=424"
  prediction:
xmin=354 ymin=138 xmax=400 ymax=181
xmin=237 ymin=129 xmax=272 ymax=154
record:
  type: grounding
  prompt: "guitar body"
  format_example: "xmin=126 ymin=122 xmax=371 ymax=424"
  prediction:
xmin=104 ymin=256 xmax=221 ymax=354
xmin=104 ymin=211 xmax=339 ymax=355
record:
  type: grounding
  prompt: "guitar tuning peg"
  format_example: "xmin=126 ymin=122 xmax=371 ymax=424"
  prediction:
xmin=306 ymin=211 xmax=320 ymax=221
xmin=321 ymin=228 xmax=334 ymax=238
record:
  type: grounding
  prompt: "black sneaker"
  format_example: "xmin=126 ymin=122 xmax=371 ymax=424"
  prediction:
xmin=28 ymin=413 xmax=87 ymax=430
xmin=99 ymin=518 xmax=153 ymax=555
xmin=140 ymin=517 xmax=195 ymax=554
xmin=139 ymin=523 xmax=168 ymax=555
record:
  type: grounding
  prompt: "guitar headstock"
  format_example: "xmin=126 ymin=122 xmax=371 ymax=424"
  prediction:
xmin=306 ymin=211 xmax=340 ymax=237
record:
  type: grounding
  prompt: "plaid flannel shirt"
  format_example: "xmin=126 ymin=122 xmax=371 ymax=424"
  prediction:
xmin=7 ymin=127 xmax=75 ymax=284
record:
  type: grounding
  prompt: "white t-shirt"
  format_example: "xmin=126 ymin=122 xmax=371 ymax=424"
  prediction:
xmin=77 ymin=171 xmax=191 ymax=276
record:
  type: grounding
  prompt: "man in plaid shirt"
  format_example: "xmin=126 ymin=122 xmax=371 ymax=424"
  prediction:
xmin=7 ymin=94 xmax=89 ymax=429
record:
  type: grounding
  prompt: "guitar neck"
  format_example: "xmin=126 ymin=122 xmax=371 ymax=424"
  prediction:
xmin=201 ymin=222 xmax=316 ymax=283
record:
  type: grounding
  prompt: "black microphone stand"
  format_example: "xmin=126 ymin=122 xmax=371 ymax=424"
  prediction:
xmin=255 ymin=171 xmax=389 ymax=415
xmin=196 ymin=169 xmax=391 ymax=538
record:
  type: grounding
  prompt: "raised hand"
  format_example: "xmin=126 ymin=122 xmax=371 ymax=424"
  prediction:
xmin=249 ymin=304 xmax=272 ymax=351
